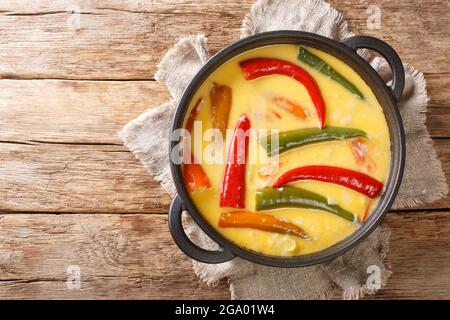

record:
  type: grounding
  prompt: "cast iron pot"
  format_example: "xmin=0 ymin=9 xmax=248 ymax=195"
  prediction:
xmin=168 ymin=31 xmax=405 ymax=267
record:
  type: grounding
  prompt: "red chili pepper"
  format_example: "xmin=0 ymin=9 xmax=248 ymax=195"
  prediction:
xmin=239 ymin=58 xmax=326 ymax=128
xmin=272 ymin=165 xmax=383 ymax=198
xmin=220 ymin=115 xmax=251 ymax=208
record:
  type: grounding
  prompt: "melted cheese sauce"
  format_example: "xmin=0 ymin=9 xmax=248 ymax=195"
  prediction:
xmin=184 ymin=44 xmax=390 ymax=256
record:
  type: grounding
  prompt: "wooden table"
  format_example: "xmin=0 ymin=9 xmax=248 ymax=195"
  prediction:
xmin=0 ymin=0 xmax=449 ymax=299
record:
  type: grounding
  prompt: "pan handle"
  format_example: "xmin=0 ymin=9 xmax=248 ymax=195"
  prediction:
xmin=343 ymin=36 xmax=405 ymax=102
xmin=168 ymin=195 xmax=235 ymax=264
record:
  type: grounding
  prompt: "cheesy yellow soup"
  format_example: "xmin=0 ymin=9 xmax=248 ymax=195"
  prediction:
xmin=182 ymin=44 xmax=390 ymax=257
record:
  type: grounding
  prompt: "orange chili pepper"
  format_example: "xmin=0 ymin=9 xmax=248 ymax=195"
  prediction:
xmin=219 ymin=211 xmax=311 ymax=240
xmin=210 ymin=82 xmax=232 ymax=136
xmin=183 ymin=159 xmax=211 ymax=193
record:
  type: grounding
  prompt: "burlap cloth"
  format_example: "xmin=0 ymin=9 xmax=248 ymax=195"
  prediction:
xmin=119 ymin=0 xmax=447 ymax=299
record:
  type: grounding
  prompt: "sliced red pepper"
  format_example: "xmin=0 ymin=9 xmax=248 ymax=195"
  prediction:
xmin=219 ymin=211 xmax=311 ymax=240
xmin=240 ymin=58 xmax=325 ymax=128
xmin=272 ymin=165 xmax=383 ymax=199
xmin=185 ymin=97 xmax=204 ymax=133
xmin=220 ymin=114 xmax=250 ymax=208
xmin=273 ymin=97 xmax=307 ymax=120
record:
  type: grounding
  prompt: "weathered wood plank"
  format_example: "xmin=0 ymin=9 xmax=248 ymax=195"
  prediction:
xmin=333 ymin=212 xmax=450 ymax=300
xmin=0 ymin=211 xmax=449 ymax=299
xmin=0 ymin=0 xmax=249 ymax=80
xmin=369 ymin=212 xmax=450 ymax=299
xmin=0 ymin=213 xmax=230 ymax=299
xmin=0 ymin=0 xmax=448 ymax=79
xmin=0 ymin=79 xmax=168 ymax=144
xmin=0 ymin=139 xmax=448 ymax=213
xmin=0 ymin=143 xmax=171 ymax=213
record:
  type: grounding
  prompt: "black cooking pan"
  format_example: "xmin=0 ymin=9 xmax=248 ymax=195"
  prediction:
xmin=168 ymin=31 xmax=405 ymax=267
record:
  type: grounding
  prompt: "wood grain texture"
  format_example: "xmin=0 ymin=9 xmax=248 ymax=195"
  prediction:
xmin=367 ymin=211 xmax=450 ymax=300
xmin=0 ymin=80 xmax=168 ymax=144
xmin=0 ymin=213 xmax=229 ymax=299
xmin=0 ymin=0 xmax=448 ymax=79
xmin=0 ymin=211 xmax=449 ymax=299
xmin=0 ymin=143 xmax=171 ymax=213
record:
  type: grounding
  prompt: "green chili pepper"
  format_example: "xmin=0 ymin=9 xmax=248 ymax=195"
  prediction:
xmin=255 ymin=186 xmax=356 ymax=222
xmin=298 ymin=47 xmax=364 ymax=100
xmin=260 ymin=127 xmax=368 ymax=156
